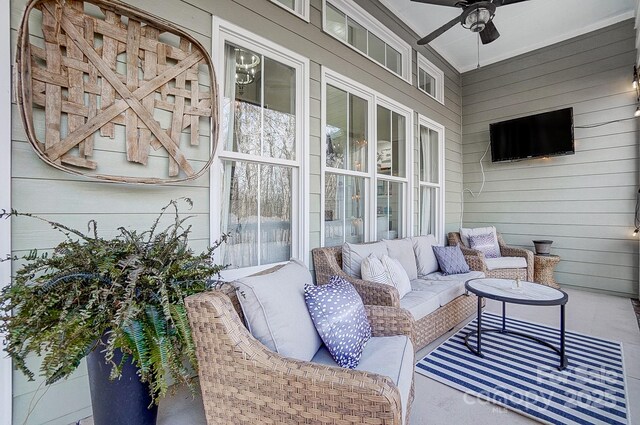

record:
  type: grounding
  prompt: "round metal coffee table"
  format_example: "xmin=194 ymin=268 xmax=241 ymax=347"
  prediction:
xmin=465 ymin=278 xmax=569 ymax=371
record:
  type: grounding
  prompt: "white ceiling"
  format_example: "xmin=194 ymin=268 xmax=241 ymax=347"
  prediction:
xmin=380 ymin=0 xmax=636 ymax=72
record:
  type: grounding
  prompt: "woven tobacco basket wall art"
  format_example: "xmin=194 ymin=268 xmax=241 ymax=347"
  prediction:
xmin=16 ymin=0 xmax=218 ymax=184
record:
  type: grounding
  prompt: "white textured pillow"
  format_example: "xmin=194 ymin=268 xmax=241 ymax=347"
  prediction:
xmin=342 ymin=241 xmax=388 ymax=278
xmin=412 ymin=235 xmax=440 ymax=276
xmin=361 ymin=254 xmax=391 ymax=285
xmin=382 ymin=255 xmax=412 ymax=299
xmin=234 ymin=259 xmax=322 ymax=362
xmin=459 ymin=226 xmax=499 ymax=250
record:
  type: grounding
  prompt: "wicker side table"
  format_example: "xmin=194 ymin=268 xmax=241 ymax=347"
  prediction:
xmin=533 ymin=254 xmax=560 ymax=288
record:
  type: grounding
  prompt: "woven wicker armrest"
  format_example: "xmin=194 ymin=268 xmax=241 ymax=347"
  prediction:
xmin=312 ymin=246 xmax=345 ymax=285
xmin=500 ymin=246 xmax=534 ymax=281
xmin=464 ymin=254 xmax=487 ymax=273
xmin=312 ymin=247 xmax=401 ymax=307
xmin=458 ymin=245 xmax=483 ymax=257
xmin=500 ymin=245 xmax=533 ymax=260
xmin=185 ymin=291 xmax=407 ymax=425
xmin=349 ymin=276 xmax=400 ymax=307
xmin=364 ymin=305 xmax=414 ymax=342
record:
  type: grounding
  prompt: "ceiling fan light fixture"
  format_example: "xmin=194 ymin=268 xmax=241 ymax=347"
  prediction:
xmin=464 ymin=7 xmax=492 ymax=32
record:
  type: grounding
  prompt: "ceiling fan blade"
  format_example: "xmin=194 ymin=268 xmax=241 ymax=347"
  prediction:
xmin=410 ymin=0 xmax=465 ymax=7
xmin=494 ymin=0 xmax=529 ymax=6
xmin=479 ymin=20 xmax=500 ymax=44
xmin=417 ymin=15 xmax=462 ymax=45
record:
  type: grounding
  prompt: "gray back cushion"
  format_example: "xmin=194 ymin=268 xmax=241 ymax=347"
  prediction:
xmin=342 ymin=241 xmax=388 ymax=279
xmin=384 ymin=238 xmax=418 ymax=280
xmin=234 ymin=259 xmax=322 ymax=362
xmin=412 ymin=235 xmax=440 ymax=276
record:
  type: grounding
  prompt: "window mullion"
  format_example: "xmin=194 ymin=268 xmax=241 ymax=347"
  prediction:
xmin=342 ymin=176 xmax=347 ymax=244
xmin=257 ymin=163 xmax=262 ymax=265
xmin=260 ymin=54 xmax=265 ymax=156
xmin=346 ymin=93 xmax=350 ymax=171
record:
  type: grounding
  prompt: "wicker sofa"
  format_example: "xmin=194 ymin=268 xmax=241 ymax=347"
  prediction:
xmin=185 ymin=280 xmax=416 ymax=425
xmin=448 ymin=231 xmax=534 ymax=281
xmin=312 ymin=237 xmax=482 ymax=351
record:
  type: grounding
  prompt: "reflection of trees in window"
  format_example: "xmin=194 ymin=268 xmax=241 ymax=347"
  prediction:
xmin=233 ymin=101 xmax=295 ymax=160
xmin=324 ymin=173 xmax=365 ymax=246
xmin=224 ymin=160 xmax=292 ymax=267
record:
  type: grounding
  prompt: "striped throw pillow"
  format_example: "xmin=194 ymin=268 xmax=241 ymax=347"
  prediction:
xmin=361 ymin=254 xmax=391 ymax=285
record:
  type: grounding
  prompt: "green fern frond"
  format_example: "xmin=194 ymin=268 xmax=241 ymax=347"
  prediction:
xmin=169 ymin=303 xmax=197 ymax=369
xmin=121 ymin=320 xmax=151 ymax=375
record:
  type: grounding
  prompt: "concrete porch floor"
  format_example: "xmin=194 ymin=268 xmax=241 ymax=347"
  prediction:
xmin=83 ymin=288 xmax=640 ymax=425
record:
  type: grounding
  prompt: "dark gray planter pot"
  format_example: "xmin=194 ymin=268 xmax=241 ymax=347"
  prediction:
xmin=86 ymin=334 xmax=158 ymax=425
xmin=533 ymin=240 xmax=553 ymax=255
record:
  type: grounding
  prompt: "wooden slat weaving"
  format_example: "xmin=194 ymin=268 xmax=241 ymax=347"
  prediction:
xmin=16 ymin=0 xmax=218 ymax=184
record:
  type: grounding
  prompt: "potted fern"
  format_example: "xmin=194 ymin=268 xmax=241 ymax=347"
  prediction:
xmin=0 ymin=199 xmax=227 ymax=425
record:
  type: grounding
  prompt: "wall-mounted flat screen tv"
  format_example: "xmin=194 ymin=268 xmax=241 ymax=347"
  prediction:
xmin=490 ymin=107 xmax=574 ymax=163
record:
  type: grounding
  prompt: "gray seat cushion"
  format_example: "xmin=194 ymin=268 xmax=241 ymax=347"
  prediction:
xmin=399 ymin=290 xmax=441 ymax=320
xmin=411 ymin=278 xmax=466 ymax=308
xmin=423 ymin=270 xmax=485 ymax=282
xmin=485 ymin=257 xmax=527 ymax=270
xmin=312 ymin=335 xmax=414 ymax=421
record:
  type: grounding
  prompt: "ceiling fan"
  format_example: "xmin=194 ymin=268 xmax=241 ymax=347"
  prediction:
xmin=411 ymin=0 xmax=530 ymax=46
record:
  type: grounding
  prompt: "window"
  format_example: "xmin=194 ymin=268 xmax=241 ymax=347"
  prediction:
xmin=417 ymin=115 xmax=445 ymax=243
xmin=376 ymin=104 xmax=407 ymax=240
xmin=322 ymin=69 xmax=411 ymax=246
xmin=324 ymin=80 xmax=371 ymax=246
xmin=417 ymin=53 xmax=444 ymax=104
xmin=270 ymin=0 xmax=310 ymax=21
xmin=323 ymin=0 xmax=412 ymax=82
xmin=212 ymin=19 xmax=309 ymax=278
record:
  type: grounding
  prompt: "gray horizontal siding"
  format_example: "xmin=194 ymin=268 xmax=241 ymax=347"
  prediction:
xmin=460 ymin=19 xmax=639 ymax=298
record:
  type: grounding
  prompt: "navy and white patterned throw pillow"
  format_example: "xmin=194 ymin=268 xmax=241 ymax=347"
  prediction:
xmin=432 ymin=245 xmax=470 ymax=275
xmin=468 ymin=232 xmax=501 ymax=258
xmin=304 ymin=276 xmax=372 ymax=368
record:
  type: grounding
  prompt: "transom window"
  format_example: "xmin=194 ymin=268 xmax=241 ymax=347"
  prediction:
xmin=269 ymin=0 xmax=310 ymax=21
xmin=212 ymin=19 xmax=308 ymax=278
xmin=323 ymin=69 xmax=411 ymax=246
xmin=417 ymin=115 xmax=445 ymax=243
xmin=417 ymin=53 xmax=444 ymax=104
xmin=323 ymin=0 xmax=412 ymax=82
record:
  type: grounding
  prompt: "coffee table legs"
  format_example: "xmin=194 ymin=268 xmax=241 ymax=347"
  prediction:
xmin=560 ymin=304 xmax=568 ymax=370
xmin=464 ymin=300 xmax=568 ymax=371
xmin=476 ymin=295 xmax=483 ymax=356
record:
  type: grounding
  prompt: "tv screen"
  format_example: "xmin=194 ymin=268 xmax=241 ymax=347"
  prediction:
xmin=490 ymin=108 xmax=574 ymax=163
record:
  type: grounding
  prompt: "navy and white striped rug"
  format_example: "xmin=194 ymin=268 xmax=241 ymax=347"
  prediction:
xmin=416 ymin=313 xmax=629 ymax=425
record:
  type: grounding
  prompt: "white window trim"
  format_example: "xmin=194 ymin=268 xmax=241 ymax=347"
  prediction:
xmin=417 ymin=114 xmax=446 ymax=244
xmin=322 ymin=0 xmax=412 ymax=83
xmin=1 ymin=0 xmax=11 ymax=421
xmin=269 ymin=0 xmax=310 ymax=22
xmin=321 ymin=67 xmax=413 ymax=246
xmin=417 ymin=53 xmax=445 ymax=105
xmin=211 ymin=17 xmax=310 ymax=280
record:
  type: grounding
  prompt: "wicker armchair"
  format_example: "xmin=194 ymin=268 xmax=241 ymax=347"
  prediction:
xmin=185 ymin=283 xmax=415 ymax=425
xmin=448 ymin=232 xmax=534 ymax=281
xmin=312 ymin=246 xmax=478 ymax=351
